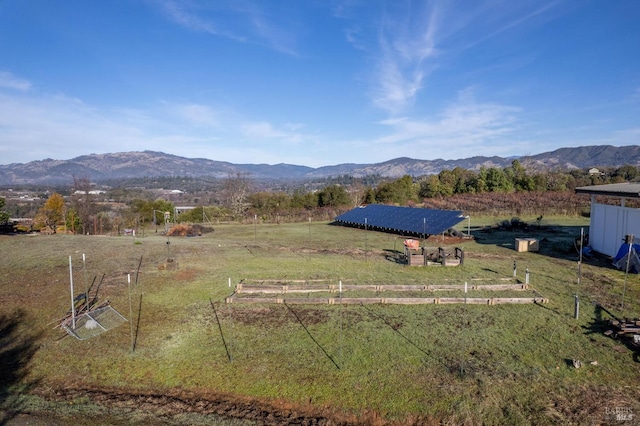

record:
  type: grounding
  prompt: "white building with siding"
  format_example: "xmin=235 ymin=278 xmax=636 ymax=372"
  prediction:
xmin=575 ymin=183 xmax=640 ymax=257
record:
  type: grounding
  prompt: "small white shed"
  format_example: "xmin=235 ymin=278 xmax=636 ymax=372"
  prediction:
xmin=575 ymin=183 xmax=640 ymax=257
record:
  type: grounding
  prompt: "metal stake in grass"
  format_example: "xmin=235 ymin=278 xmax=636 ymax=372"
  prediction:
xmin=575 ymin=228 xmax=584 ymax=319
xmin=364 ymin=218 xmax=368 ymax=261
xmin=308 ymin=217 xmax=311 ymax=254
xmin=83 ymin=253 xmax=88 ymax=311
xmin=461 ymin=281 xmax=467 ymax=377
xmin=339 ymin=280 xmax=343 ymax=369
xmin=68 ymin=255 xmax=76 ymax=329
xmin=227 ymin=278 xmax=234 ymax=363
xmin=128 ymin=273 xmax=134 ymax=352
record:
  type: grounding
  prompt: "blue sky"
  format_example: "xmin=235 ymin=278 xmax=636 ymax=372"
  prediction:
xmin=0 ymin=1 xmax=638 ymax=168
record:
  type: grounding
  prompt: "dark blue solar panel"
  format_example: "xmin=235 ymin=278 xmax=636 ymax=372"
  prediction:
xmin=334 ymin=204 xmax=464 ymax=236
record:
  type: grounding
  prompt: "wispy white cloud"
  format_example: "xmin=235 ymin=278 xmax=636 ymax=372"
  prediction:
xmin=0 ymin=82 xmax=636 ymax=167
xmin=457 ymin=1 xmax=562 ymax=51
xmin=372 ymin=88 xmax=521 ymax=158
xmin=0 ymin=71 xmax=32 ymax=91
xmin=612 ymin=127 xmax=640 ymax=142
xmin=366 ymin=83 xmax=640 ymax=162
xmin=362 ymin=0 xmax=563 ymax=115
xmin=0 ymin=83 xmax=322 ymax=165
xmin=155 ymin=0 xmax=244 ymax=41
xmin=154 ymin=0 xmax=298 ymax=54
xmin=370 ymin=1 xmax=440 ymax=114
xmin=0 ymin=92 xmax=155 ymax=161
xmin=344 ymin=26 xmax=366 ymax=51
xmin=165 ymin=103 xmax=222 ymax=128
xmin=159 ymin=1 xmax=214 ymax=32
xmin=240 ymin=120 xmax=307 ymax=144
xmin=248 ymin=10 xmax=298 ymax=56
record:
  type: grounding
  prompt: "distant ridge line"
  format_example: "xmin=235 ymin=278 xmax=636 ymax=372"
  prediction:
xmin=0 ymin=145 xmax=638 ymax=185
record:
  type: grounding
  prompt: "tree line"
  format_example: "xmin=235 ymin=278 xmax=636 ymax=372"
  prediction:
xmin=239 ymin=161 xmax=639 ymax=213
xmin=2 ymin=163 xmax=638 ymax=234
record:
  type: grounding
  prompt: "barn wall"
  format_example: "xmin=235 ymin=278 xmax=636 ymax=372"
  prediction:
xmin=590 ymin=203 xmax=640 ymax=257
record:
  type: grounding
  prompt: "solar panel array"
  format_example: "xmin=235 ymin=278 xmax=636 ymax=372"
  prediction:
xmin=334 ymin=204 xmax=464 ymax=236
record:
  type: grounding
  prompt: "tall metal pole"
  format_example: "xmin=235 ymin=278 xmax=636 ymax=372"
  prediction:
xmin=308 ymin=217 xmax=311 ymax=252
xmin=461 ymin=281 xmax=467 ymax=377
xmin=364 ymin=218 xmax=368 ymax=260
xmin=227 ymin=281 xmax=234 ymax=363
xmin=339 ymin=279 xmax=343 ymax=368
xmin=578 ymin=228 xmax=583 ymax=286
xmin=69 ymin=255 xmax=76 ymax=329
xmin=622 ymin=234 xmax=634 ymax=310
xmin=83 ymin=253 xmax=88 ymax=312
xmin=128 ymin=273 xmax=134 ymax=352
xmin=575 ymin=228 xmax=583 ymax=319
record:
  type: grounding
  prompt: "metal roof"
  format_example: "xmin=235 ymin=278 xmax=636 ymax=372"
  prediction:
xmin=575 ymin=182 xmax=640 ymax=199
xmin=334 ymin=204 xmax=464 ymax=236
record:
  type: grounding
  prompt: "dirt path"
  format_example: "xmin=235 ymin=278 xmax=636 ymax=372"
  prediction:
xmin=25 ymin=385 xmax=401 ymax=426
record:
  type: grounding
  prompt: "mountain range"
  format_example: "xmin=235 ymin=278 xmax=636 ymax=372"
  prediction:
xmin=0 ymin=145 xmax=638 ymax=186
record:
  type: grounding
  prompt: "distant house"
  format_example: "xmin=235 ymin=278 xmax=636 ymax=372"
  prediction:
xmin=155 ymin=189 xmax=184 ymax=196
xmin=575 ymin=183 xmax=640 ymax=257
xmin=73 ymin=190 xmax=106 ymax=195
xmin=588 ymin=168 xmax=602 ymax=175
xmin=174 ymin=206 xmax=196 ymax=215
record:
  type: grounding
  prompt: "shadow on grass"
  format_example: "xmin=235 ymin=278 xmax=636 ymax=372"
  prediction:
xmin=383 ymin=249 xmax=405 ymax=265
xmin=210 ymin=299 xmax=233 ymax=363
xmin=359 ymin=304 xmax=456 ymax=373
xmin=0 ymin=309 xmax=42 ymax=425
xmin=284 ymin=303 xmax=340 ymax=370
xmin=583 ymin=303 xmax=640 ymax=362
xmin=133 ymin=294 xmax=143 ymax=352
xmin=473 ymin=223 xmax=586 ymax=262
xmin=531 ymin=298 xmax=569 ymax=319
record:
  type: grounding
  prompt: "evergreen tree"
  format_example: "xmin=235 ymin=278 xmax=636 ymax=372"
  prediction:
xmin=0 ymin=197 xmax=9 ymax=224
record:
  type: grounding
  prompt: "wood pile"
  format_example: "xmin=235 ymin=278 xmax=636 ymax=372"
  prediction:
xmin=605 ymin=318 xmax=640 ymax=348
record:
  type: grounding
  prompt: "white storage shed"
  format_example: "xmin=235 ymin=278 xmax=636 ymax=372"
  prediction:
xmin=575 ymin=183 xmax=640 ymax=257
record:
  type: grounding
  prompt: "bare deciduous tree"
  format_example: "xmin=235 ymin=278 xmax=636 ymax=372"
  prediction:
xmin=72 ymin=176 xmax=95 ymax=235
xmin=222 ymin=172 xmax=252 ymax=218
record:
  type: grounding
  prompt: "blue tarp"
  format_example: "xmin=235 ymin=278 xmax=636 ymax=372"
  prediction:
xmin=612 ymin=243 xmax=640 ymax=274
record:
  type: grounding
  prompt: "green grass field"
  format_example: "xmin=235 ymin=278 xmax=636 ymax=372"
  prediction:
xmin=1 ymin=216 xmax=639 ymax=424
